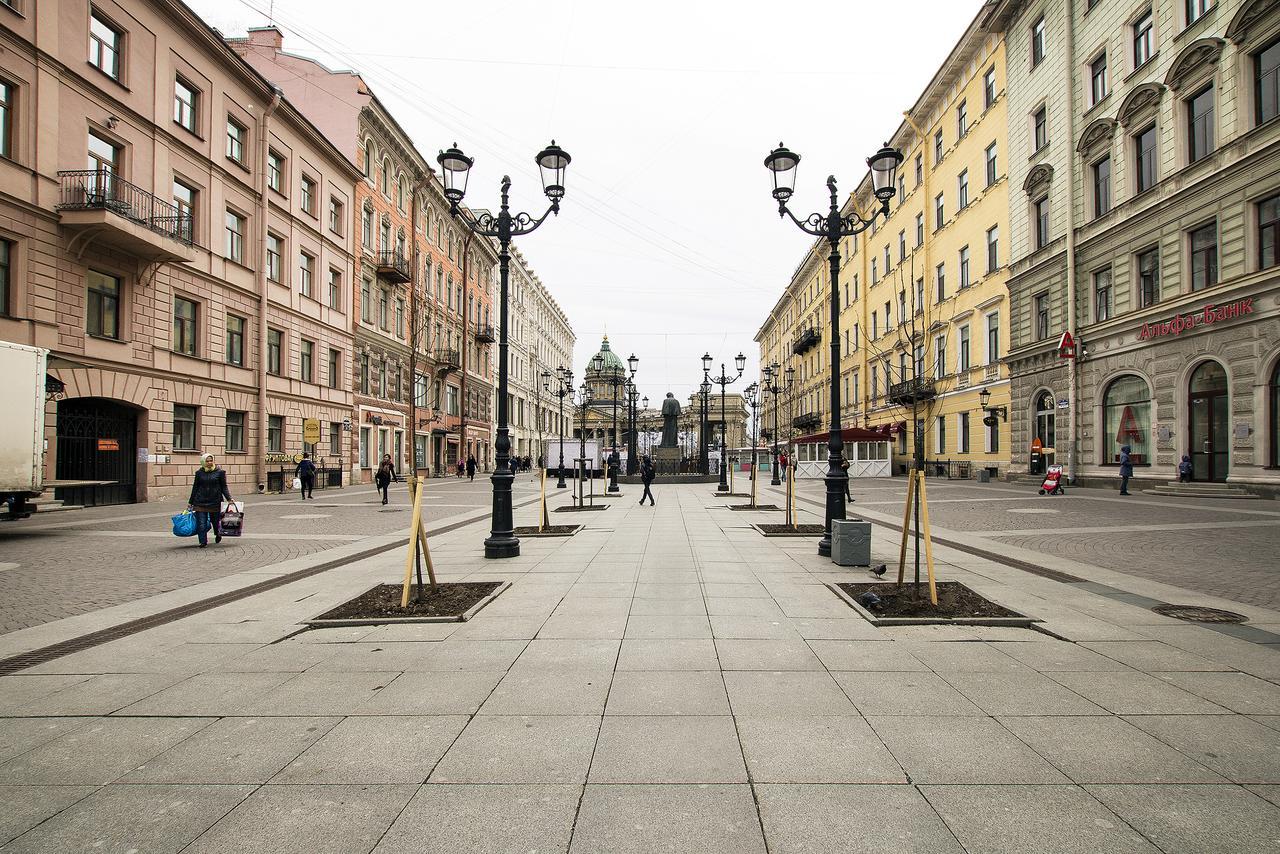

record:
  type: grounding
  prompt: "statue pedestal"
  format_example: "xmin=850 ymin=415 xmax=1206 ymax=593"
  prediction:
xmin=653 ymin=447 xmax=681 ymax=476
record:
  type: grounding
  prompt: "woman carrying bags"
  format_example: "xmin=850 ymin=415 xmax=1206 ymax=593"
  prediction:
xmin=188 ymin=453 xmax=233 ymax=548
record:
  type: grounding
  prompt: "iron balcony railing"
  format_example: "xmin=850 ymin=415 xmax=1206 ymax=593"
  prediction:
xmin=792 ymin=409 xmax=822 ymax=431
xmin=475 ymin=323 xmax=495 ymax=343
xmin=433 ymin=348 xmax=460 ymax=371
xmin=791 ymin=327 xmax=820 ymax=355
xmin=376 ymin=249 xmax=411 ymax=282
xmin=56 ymin=169 xmax=193 ymax=244
xmin=887 ymin=377 xmax=937 ymax=406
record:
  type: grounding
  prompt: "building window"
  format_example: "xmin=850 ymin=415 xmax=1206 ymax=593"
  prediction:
xmin=300 ymin=339 xmax=313 ymax=383
xmin=328 ymin=348 xmax=340 ymax=390
xmin=898 ymin=230 xmax=906 ymax=262
xmin=957 ymin=170 xmax=969 ymax=209
xmin=959 ymin=324 xmax=971 ymax=372
xmin=934 ymin=129 xmax=944 ymax=163
xmin=361 ymin=207 xmax=373 ymax=249
xmin=174 ymin=78 xmax=197 ymax=133
xmin=1187 ymin=84 xmax=1214 ymax=163
xmin=267 ymin=415 xmax=284 ymax=453
xmin=914 ymin=154 xmax=923 ymax=185
xmin=0 ymin=79 xmax=12 ymax=160
xmin=299 ymin=251 xmax=314 ymax=298
xmin=1035 ymin=292 xmax=1050 ymax=340
xmin=986 ymin=226 xmax=999 ymax=272
xmin=0 ymin=239 xmax=9 ymax=316
xmin=226 ymin=314 xmax=245 ymax=366
xmin=328 ymin=268 xmax=342 ymax=310
xmin=1031 ymin=17 xmax=1046 ymax=68
xmin=89 ymin=11 xmax=122 ymax=80
xmin=267 ymin=327 xmax=282 ymax=376
xmin=1190 ymin=222 xmax=1218 ymax=291
xmin=1256 ymin=37 xmax=1280 ymax=126
xmin=447 ymin=384 xmax=459 ymax=415
xmin=266 ymin=233 xmax=282 ymax=282
xmin=1186 ymin=0 xmax=1212 ymax=26
xmin=173 ymin=405 xmax=197 ymax=451
xmin=173 ymin=296 xmax=197 ymax=355
xmin=935 ymin=415 xmax=947 ymax=455
xmin=1092 ymin=156 xmax=1111 ymax=218
xmin=300 ymin=175 xmax=316 ymax=215
xmin=267 ymin=150 xmax=283 ymax=193
xmin=959 ymin=246 xmax=971 ymax=288
xmin=1133 ymin=9 xmax=1154 ymax=68
xmin=226 ymin=117 xmax=246 ymax=164
xmin=1261 ymin=194 xmax=1280 ymax=269
xmin=359 ymin=426 xmax=370 ymax=468
xmin=884 ymin=244 xmax=891 ymax=273
xmin=935 ymin=263 xmax=946 ymax=303
xmin=396 ymin=297 xmax=405 ymax=337
xmin=1138 ymin=247 xmax=1160 ymax=306
xmin=1034 ymin=196 xmax=1050 ymax=249
xmin=359 ymin=353 xmax=369 ymax=394
xmin=360 ymin=277 xmax=372 ymax=324
xmin=1135 ymin=125 xmax=1157 ymax=193
xmin=986 ymin=312 xmax=1000 ymax=364
xmin=1094 ymin=268 xmax=1112 ymax=322
xmin=330 ymin=422 xmax=342 ymax=456
xmin=959 ymin=412 xmax=971 ymax=454
xmin=915 ymin=213 xmax=924 ymax=247
xmin=985 ymin=142 xmax=998 ymax=187
xmin=225 ymin=410 xmax=245 ymax=453
xmin=86 ymin=269 xmax=120 ymax=339
xmin=1103 ymin=375 xmax=1152 ymax=465
xmin=1090 ymin=53 xmax=1109 ymax=105
xmin=957 ymin=100 xmax=968 ymax=138
xmin=1033 ymin=106 xmax=1048 ymax=150
xmin=88 ymin=130 xmax=118 ymax=176
xmin=226 ymin=210 xmax=245 ymax=263
xmin=935 ymin=335 xmax=947 ymax=379
xmin=379 ymin=289 xmax=389 ymax=330
xmin=984 ymin=66 xmax=996 ymax=109
xmin=172 ymin=180 xmax=195 ymax=241
xmin=328 ymin=198 xmax=343 ymax=234
xmin=934 ymin=193 xmax=945 ymax=229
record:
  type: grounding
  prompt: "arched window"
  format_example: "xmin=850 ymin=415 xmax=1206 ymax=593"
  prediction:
xmin=1034 ymin=390 xmax=1056 ymax=448
xmin=381 ymin=158 xmax=391 ymax=196
xmin=1102 ymin=375 xmax=1152 ymax=465
xmin=362 ymin=141 xmax=372 ymax=178
xmin=1271 ymin=361 xmax=1280 ymax=467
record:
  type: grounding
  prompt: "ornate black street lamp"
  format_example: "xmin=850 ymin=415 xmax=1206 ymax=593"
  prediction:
xmin=625 ymin=353 xmax=639 ymax=475
xmin=544 ymin=366 xmax=574 ymax=488
xmin=705 ymin=352 xmax=746 ymax=492
xmin=762 ymin=362 xmax=793 ymax=486
xmin=641 ymin=395 xmax=650 ymax=454
xmin=744 ymin=381 xmax=761 ymax=484
xmin=763 ymin=141 xmax=902 ymax=556
xmin=698 ymin=378 xmax=711 ymax=475
xmin=438 ymin=139 xmax=571 ymax=559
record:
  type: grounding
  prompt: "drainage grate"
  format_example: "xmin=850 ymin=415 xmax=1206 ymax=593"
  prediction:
xmin=1152 ymin=604 xmax=1249 ymax=624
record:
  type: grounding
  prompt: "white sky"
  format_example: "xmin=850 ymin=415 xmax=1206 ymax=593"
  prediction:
xmin=189 ymin=0 xmax=980 ymax=408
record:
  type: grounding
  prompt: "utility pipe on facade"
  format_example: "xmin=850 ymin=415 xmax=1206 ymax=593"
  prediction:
xmin=459 ymin=231 xmax=473 ymax=466
xmin=1065 ymin=0 xmax=1079 ymax=484
xmin=254 ymin=88 xmax=282 ymax=493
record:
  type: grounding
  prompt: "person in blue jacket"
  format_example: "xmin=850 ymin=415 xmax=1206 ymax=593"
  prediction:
xmin=1118 ymin=445 xmax=1134 ymax=495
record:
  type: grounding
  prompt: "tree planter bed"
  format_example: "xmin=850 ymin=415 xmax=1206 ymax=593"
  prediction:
xmin=306 ymin=581 xmax=509 ymax=626
xmin=829 ymin=581 xmax=1036 ymax=627
xmin=554 ymin=504 xmax=609 ymax=512
xmin=514 ymin=524 xmax=582 ymax=537
xmin=752 ymin=523 xmax=825 ymax=536
xmin=728 ymin=504 xmax=782 ymax=511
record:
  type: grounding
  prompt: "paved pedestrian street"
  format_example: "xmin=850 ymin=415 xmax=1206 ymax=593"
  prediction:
xmin=2 ymin=483 xmax=1279 ymax=853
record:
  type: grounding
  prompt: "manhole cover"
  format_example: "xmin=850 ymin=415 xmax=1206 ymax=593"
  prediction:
xmin=1151 ymin=604 xmax=1248 ymax=624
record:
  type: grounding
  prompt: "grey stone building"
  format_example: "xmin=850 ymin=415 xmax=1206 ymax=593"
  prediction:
xmin=996 ymin=0 xmax=1280 ymax=494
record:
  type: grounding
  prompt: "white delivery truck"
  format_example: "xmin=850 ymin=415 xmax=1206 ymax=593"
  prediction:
xmin=0 ymin=341 xmax=48 ymax=519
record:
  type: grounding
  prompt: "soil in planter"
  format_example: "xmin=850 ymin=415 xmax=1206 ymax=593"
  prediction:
xmin=757 ymin=523 xmax=826 ymax=534
xmin=838 ymin=581 xmax=1023 ymax=619
xmin=514 ymin=525 xmax=579 ymax=535
xmin=316 ymin=582 xmax=502 ymax=620
xmin=554 ymin=504 xmax=608 ymax=512
xmin=729 ymin=504 xmax=782 ymax=511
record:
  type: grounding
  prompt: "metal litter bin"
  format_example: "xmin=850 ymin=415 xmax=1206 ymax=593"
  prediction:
xmin=976 ymin=469 xmax=991 ymax=483
xmin=831 ymin=518 xmax=872 ymax=567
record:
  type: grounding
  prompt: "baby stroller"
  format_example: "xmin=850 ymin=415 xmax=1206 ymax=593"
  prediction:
xmin=1038 ymin=464 xmax=1065 ymax=496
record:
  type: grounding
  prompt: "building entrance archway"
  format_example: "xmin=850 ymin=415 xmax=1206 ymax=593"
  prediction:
xmin=54 ymin=397 xmax=139 ymax=506
xmin=1189 ymin=361 xmax=1229 ymax=483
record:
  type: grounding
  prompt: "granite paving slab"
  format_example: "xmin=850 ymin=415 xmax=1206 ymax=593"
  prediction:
xmin=478 ymin=670 xmax=610 ymax=715
xmin=429 ymin=715 xmax=600 ymax=784
xmin=1158 ymin=671 xmax=1280 ymax=715
xmin=604 ymin=670 xmax=730 ymax=715
xmin=1124 ymin=714 xmax=1280 ymax=783
xmin=867 ymin=716 xmax=1070 ymax=784
xmin=833 ymin=671 xmax=985 ymax=716
xmin=614 ymin=638 xmax=720 ymax=671
xmin=713 ymin=638 xmax=824 ymax=671
xmin=0 ymin=716 xmax=214 ymax=785
xmin=372 ymin=783 xmax=581 ymax=854
xmin=1047 ymin=671 xmax=1232 ymax=715
xmin=806 ymin=640 xmax=926 ymax=671
xmin=1087 ymin=784 xmax=1280 ymax=854
xmin=0 ymin=717 xmax=94 ymax=763
xmin=938 ymin=671 xmax=1108 ymax=716
xmin=272 ymin=715 xmax=467 ymax=784
xmin=569 ymin=784 xmax=767 ymax=854
xmin=723 ymin=671 xmax=857 ymax=716
xmin=123 ymin=716 xmax=339 ymax=784
xmin=755 ymin=783 xmax=964 ymax=853
xmin=0 ymin=785 xmax=97 ymax=847
xmin=736 ymin=716 xmax=907 ymax=783
xmin=354 ymin=671 xmax=504 ymax=715
xmin=588 ymin=715 xmax=747 ymax=783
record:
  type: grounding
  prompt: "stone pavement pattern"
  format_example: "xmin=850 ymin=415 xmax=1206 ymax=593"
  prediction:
xmin=0 ymin=477 xmax=529 ymax=634
xmin=1 ymin=484 xmax=1279 ymax=852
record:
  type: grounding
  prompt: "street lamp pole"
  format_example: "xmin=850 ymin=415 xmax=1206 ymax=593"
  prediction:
xmin=438 ymin=140 xmax=572 ymax=559
xmin=699 ymin=378 xmax=711 ymax=475
xmin=744 ymin=381 xmax=760 ymax=490
xmin=544 ymin=366 xmax=574 ymax=488
xmin=763 ymin=142 xmax=902 ymax=556
xmin=762 ymin=362 xmax=791 ymax=487
xmin=705 ymin=352 xmax=745 ymax=493
xmin=625 ymin=354 xmax=639 ymax=475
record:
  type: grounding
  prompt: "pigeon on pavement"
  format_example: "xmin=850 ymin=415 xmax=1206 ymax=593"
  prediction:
xmin=870 ymin=564 xmax=887 ymax=577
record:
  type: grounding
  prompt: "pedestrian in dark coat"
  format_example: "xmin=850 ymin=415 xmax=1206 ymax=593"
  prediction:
xmin=295 ymin=453 xmax=316 ymax=500
xmin=1118 ymin=445 xmax=1134 ymax=495
xmin=188 ymin=453 xmax=232 ymax=548
xmin=1178 ymin=454 xmax=1193 ymax=483
xmin=375 ymin=454 xmax=396 ymax=505
xmin=840 ymin=456 xmax=853 ymax=501
xmin=639 ymin=454 xmax=656 ymax=506
xmin=466 ymin=454 xmax=477 ymax=482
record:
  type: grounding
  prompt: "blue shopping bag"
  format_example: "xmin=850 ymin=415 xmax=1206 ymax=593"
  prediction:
xmin=171 ymin=510 xmax=197 ymax=537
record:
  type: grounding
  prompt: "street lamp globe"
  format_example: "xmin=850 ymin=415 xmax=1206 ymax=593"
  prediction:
xmin=979 ymin=387 xmax=992 ymax=410
xmin=868 ymin=144 xmax=904 ymax=204
xmin=702 ymin=353 xmax=713 ymax=373
xmin=735 ymin=352 xmax=746 ymax=374
xmin=700 ymin=379 xmax=711 ymax=396
xmin=642 ymin=396 xmax=649 ymax=409
xmin=763 ymin=143 xmax=800 ymax=203
xmin=591 ymin=353 xmax=604 ymax=373
xmin=436 ymin=144 xmax=474 ymax=204
xmin=785 ymin=365 xmax=795 ymax=385
xmin=627 ymin=353 xmax=638 ymax=375
xmin=536 ymin=141 xmax=571 ymax=202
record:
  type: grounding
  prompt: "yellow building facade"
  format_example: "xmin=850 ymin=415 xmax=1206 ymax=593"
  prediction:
xmin=756 ymin=10 xmax=1012 ymax=477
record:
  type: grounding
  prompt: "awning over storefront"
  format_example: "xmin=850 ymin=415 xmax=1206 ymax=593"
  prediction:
xmin=790 ymin=426 xmax=893 ymax=445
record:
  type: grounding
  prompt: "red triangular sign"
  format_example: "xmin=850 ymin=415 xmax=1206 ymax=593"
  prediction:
xmin=1057 ymin=331 xmax=1076 ymax=359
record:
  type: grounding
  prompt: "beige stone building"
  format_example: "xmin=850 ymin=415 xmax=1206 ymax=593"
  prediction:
xmin=0 ymin=0 xmax=359 ymax=504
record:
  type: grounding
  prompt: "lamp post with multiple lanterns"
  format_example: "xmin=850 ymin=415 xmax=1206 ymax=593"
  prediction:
xmin=704 ymin=352 xmax=746 ymax=493
xmin=762 ymin=362 xmax=794 ymax=487
xmin=543 ymin=366 xmax=574 ymax=488
xmin=763 ymin=141 xmax=902 ymax=556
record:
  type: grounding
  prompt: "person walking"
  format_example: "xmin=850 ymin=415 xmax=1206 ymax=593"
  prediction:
xmin=466 ymin=454 xmax=477 ymax=482
xmin=1178 ymin=454 xmax=1193 ymax=484
xmin=188 ymin=453 xmax=232 ymax=548
xmin=456 ymin=458 xmax=465 ymax=478
xmin=840 ymin=456 xmax=854 ymax=501
xmin=779 ymin=450 xmax=789 ymax=484
xmin=639 ymin=454 xmax=656 ymax=506
xmin=376 ymin=453 xmax=396 ymax=505
xmin=1118 ymin=445 xmax=1134 ymax=495
xmin=295 ymin=453 xmax=316 ymax=500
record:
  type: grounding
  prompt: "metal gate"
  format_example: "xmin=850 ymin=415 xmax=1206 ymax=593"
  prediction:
xmin=55 ymin=398 xmax=138 ymax=506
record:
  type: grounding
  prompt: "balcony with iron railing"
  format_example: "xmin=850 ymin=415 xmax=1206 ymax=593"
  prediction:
xmin=792 ymin=409 xmax=822 ymax=431
xmin=475 ymin=323 xmax=495 ymax=343
xmin=791 ymin=327 xmax=820 ymax=355
xmin=887 ymin=377 xmax=937 ymax=406
xmin=376 ymin=249 xmax=411 ymax=283
xmin=56 ymin=170 xmax=197 ymax=262
xmin=433 ymin=348 xmax=460 ymax=372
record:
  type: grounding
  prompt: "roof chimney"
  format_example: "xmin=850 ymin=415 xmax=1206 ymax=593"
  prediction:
xmin=246 ymin=26 xmax=283 ymax=50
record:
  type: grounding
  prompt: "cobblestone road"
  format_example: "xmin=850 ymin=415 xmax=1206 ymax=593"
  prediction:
xmin=0 ymin=475 xmax=545 ymax=635
xmin=787 ymin=477 xmax=1280 ymax=610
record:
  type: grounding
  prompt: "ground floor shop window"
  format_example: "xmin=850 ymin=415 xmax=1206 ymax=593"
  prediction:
xmin=1272 ymin=362 xmax=1280 ymax=467
xmin=359 ymin=426 xmax=370 ymax=468
xmin=1102 ymin=375 xmax=1151 ymax=465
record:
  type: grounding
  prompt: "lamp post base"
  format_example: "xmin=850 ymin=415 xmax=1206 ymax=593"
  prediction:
xmin=484 ymin=535 xmax=521 ymax=559
xmin=817 ymin=537 xmax=832 ymax=557
xmin=770 ymin=476 xmax=781 ymax=486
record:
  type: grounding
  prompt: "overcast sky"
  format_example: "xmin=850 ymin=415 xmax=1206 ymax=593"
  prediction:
xmin=190 ymin=0 xmax=980 ymax=408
